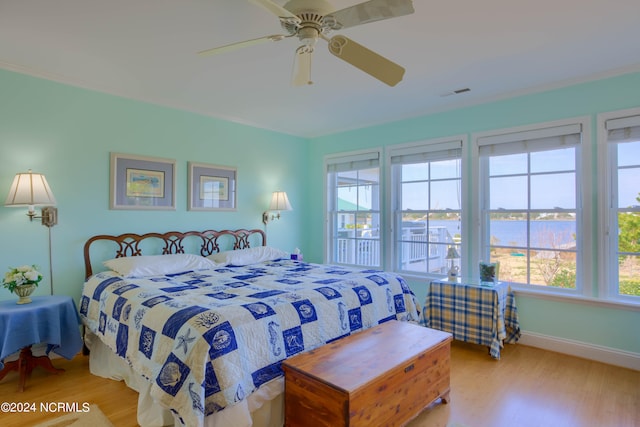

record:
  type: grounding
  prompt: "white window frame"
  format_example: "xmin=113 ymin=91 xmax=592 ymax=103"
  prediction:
xmin=324 ymin=148 xmax=382 ymax=267
xmin=385 ymin=136 xmax=466 ymax=279
xmin=597 ymin=107 xmax=640 ymax=304
xmin=471 ymin=117 xmax=592 ymax=296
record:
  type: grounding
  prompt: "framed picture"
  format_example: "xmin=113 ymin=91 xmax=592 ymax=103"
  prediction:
xmin=188 ymin=162 xmax=237 ymax=211
xmin=110 ymin=153 xmax=176 ymax=210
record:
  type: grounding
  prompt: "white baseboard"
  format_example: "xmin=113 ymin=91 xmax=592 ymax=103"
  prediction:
xmin=519 ymin=331 xmax=640 ymax=371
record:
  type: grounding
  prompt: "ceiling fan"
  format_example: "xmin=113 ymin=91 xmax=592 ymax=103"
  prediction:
xmin=198 ymin=0 xmax=415 ymax=86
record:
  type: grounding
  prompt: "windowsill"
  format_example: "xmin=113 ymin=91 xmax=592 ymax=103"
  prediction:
xmin=510 ymin=285 xmax=640 ymax=312
xmin=398 ymin=271 xmax=640 ymax=312
xmin=400 ymin=272 xmax=446 ymax=283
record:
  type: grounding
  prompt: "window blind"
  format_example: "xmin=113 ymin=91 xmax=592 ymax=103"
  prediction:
xmin=606 ymin=115 xmax=640 ymax=143
xmin=326 ymin=151 xmax=379 ymax=172
xmin=478 ymin=123 xmax=582 ymax=156
xmin=390 ymin=140 xmax=462 ymax=164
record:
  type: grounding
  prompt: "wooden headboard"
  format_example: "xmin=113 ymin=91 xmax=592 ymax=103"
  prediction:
xmin=83 ymin=228 xmax=266 ymax=278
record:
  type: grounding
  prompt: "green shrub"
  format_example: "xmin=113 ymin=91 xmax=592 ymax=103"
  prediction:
xmin=619 ymin=280 xmax=640 ymax=297
xmin=550 ymin=269 xmax=576 ymax=289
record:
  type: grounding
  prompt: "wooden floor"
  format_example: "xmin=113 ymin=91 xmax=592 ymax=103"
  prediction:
xmin=0 ymin=341 xmax=638 ymax=427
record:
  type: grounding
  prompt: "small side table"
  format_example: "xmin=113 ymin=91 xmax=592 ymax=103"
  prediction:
xmin=0 ymin=295 xmax=83 ymax=391
xmin=421 ymin=279 xmax=521 ymax=359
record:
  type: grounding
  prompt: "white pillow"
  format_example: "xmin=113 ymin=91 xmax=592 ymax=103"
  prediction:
xmin=103 ymin=253 xmax=216 ymax=277
xmin=207 ymin=246 xmax=288 ymax=266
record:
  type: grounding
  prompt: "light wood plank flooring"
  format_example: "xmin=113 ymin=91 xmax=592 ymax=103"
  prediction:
xmin=0 ymin=341 xmax=638 ymax=427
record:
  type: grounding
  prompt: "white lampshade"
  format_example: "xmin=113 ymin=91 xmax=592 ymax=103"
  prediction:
xmin=5 ymin=170 xmax=57 ymax=208
xmin=268 ymin=191 xmax=292 ymax=211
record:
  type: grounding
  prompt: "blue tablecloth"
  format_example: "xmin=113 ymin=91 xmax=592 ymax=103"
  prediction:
xmin=421 ymin=280 xmax=521 ymax=359
xmin=0 ymin=295 xmax=83 ymax=370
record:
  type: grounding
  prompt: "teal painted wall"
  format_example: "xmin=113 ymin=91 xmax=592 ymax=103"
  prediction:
xmin=304 ymin=72 xmax=640 ymax=355
xmin=0 ymin=69 xmax=307 ymax=302
xmin=2 ymin=67 xmax=638 ymax=356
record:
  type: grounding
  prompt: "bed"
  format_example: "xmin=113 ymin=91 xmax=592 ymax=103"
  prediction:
xmin=79 ymin=229 xmax=421 ymax=427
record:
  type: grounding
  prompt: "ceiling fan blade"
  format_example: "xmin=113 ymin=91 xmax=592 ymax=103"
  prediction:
xmin=249 ymin=0 xmax=301 ymax=23
xmin=327 ymin=35 xmax=405 ymax=86
xmin=324 ymin=0 xmax=414 ymax=30
xmin=292 ymin=47 xmax=313 ymax=86
xmin=197 ymin=34 xmax=287 ymax=56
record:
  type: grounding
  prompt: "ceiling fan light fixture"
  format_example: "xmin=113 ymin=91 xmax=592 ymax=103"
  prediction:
xmin=298 ymin=26 xmax=319 ymax=47
xmin=292 ymin=46 xmax=314 ymax=86
xmin=200 ymin=0 xmax=415 ymax=86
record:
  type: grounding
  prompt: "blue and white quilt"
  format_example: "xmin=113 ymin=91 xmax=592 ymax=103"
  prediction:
xmin=80 ymin=259 xmax=420 ymax=427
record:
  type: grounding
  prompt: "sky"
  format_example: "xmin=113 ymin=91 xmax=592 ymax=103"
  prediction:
xmin=337 ymin=140 xmax=640 ymax=212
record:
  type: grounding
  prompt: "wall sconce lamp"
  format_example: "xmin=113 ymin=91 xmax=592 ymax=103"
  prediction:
xmin=5 ymin=170 xmax=58 ymax=295
xmin=262 ymin=191 xmax=292 ymax=225
xmin=5 ymin=170 xmax=58 ymax=227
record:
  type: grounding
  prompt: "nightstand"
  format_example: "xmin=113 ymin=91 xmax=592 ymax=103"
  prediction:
xmin=0 ymin=295 xmax=83 ymax=391
xmin=421 ymin=279 xmax=521 ymax=359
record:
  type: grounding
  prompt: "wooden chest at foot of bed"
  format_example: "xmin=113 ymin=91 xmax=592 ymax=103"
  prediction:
xmin=282 ymin=320 xmax=452 ymax=427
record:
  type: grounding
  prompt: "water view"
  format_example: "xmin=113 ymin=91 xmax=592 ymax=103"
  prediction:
xmin=430 ymin=219 xmax=576 ymax=248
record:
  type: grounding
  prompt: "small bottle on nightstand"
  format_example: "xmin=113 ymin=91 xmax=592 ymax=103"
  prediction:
xmin=290 ymin=248 xmax=303 ymax=261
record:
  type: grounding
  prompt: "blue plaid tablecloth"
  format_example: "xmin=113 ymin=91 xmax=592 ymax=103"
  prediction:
xmin=421 ymin=280 xmax=520 ymax=359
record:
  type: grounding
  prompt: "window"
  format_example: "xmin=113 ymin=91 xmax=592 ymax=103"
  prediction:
xmin=601 ymin=112 xmax=640 ymax=300
xmin=325 ymin=150 xmax=381 ymax=267
xmin=477 ymin=122 xmax=583 ymax=290
xmin=389 ymin=139 xmax=463 ymax=277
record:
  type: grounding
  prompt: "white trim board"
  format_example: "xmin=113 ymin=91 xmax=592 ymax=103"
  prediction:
xmin=518 ymin=331 xmax=640 ymax=371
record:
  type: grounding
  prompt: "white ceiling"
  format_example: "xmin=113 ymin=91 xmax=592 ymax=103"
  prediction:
xmin=1 ymin=0 xmax=640 ymax=138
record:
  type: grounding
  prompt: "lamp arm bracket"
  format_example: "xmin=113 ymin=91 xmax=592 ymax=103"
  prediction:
xmin=27 ymin=206 xmax=58 ymax=227
xmin=262 ymin=211 xmax=282 ymax=225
